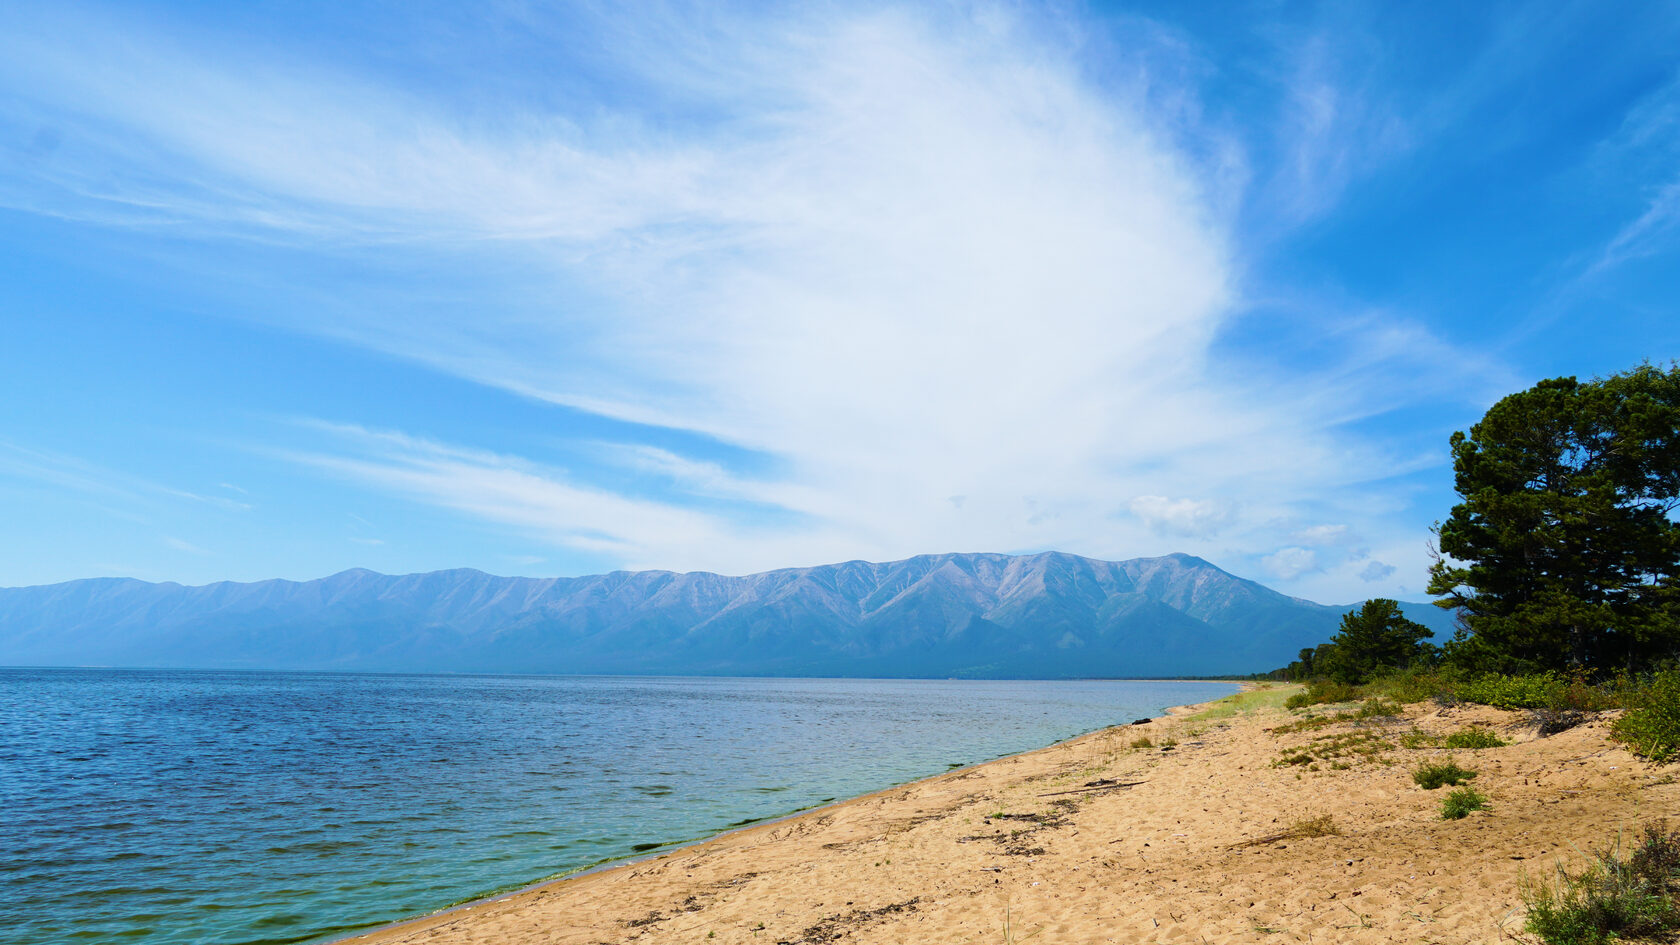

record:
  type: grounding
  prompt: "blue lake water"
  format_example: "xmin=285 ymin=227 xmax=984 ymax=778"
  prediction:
xmin=0 ymin=669 xmax=1234 ymax=944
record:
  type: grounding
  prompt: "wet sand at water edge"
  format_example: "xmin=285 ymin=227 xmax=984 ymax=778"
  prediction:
xmin=340 ymin=686 xmax=1679 ymax=945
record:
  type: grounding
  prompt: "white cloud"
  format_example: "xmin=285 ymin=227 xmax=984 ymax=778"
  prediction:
xmin=1129 ymin=496 xmax=1236 ymax=539
xmin=1292 ymin=523 xmax=1349 ymax=545
xmin=1262 ymin=546 xmax=1318 ymax=580
xmin=0 ymin=4 xmax=1485 ymax=593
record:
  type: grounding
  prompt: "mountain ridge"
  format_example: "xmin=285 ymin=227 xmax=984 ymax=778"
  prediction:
xmin=0 ymin=551 xmax=1452 ymax=677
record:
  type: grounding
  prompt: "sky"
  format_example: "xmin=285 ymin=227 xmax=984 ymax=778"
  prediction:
xmin=1 ymin=1 xmax=1677 ymax=604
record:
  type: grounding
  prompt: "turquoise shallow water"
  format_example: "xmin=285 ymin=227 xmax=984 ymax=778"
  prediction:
xmin=1 ymin=669 xmax=1234 ymax=944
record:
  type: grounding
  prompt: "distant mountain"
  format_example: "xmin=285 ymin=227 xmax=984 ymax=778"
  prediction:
xmin=0 ymin=552 xmax=1455 ymax=678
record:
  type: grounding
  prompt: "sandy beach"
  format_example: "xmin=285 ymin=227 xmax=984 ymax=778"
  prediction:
xmin=341 ymin=688 xmax=1678 ymax=945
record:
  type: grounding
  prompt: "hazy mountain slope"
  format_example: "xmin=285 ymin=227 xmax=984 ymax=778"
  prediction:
xmin=0 ymin=552 xmax=1456 ymax=677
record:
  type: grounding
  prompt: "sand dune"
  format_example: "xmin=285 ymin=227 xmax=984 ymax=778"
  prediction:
xmin=342 ymin=689 xmax=1678 ymax=945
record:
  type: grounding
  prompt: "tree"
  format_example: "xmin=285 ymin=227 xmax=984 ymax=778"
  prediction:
xmin=1428 ymin=364 xmax=1680 ymax=673
xmin=1319 ymin=599 xmax=1435 ymax=684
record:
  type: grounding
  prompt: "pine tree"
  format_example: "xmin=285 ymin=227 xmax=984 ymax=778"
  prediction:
xmin=1428 ymin=363 xmax=1680 ymax=673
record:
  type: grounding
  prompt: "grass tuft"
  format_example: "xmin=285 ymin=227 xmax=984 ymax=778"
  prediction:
xmin=1399 ymin=729 xmax=1440 ymax=749
xmin=1442 ymin=727 xmax=1508 ymax=749
xmin=1413 ymin=760 xmax=1477 ymax=790
xmin=1523 ymin=824 xmax=1680 ymax=944
xmin=1440 ymin=786 xmax=1489 ymax=819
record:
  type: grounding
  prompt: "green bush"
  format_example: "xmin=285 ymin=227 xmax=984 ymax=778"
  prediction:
xmin=1440 ymin=786 xmax=1489 ymax=819
xmin=1454 ymin=672 xmax=1618 ymax=712
xmin=1524 ymin=824 xmax=1680 ymax=944
xmin=1285 ymin=680 xmax=1360 ymax=709
xmin=1413 ymin=760 xmax=1478 ymax=789
xmin=1443 ymin=727 xmax=1508 ymax=749
xmin=1364 ymin=667 xmax=1456 ymax=705
xmin=1611 ymin=671 xmax=1680 ymax=764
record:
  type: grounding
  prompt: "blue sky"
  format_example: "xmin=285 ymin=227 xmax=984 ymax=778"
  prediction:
xmin=2 ymin=1 xmax=1677 ymax=603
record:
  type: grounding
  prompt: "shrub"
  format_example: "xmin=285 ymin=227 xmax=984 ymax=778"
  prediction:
xmin=1365 ymin=667 xmax=1456 ymax=705
xmin=1129 ymin=735 xmax=1153 ymax=749
xmin=1443 ymin=727 xmax=1508 ymax=749
xmin=1523 ymin=824 xmax=1680 ymax=944
xmin=1455 ymin=672 xmax=1618 ymax=712
xmin=1413 ymin=760 xmax=1477 ymax=790
xmin=1285 ymin=680 xmax=1360 ymax=709
xmin=1353 ymin=697 xmax=1403 ymax=719
xmin=1611 ymin=671 xmax=1680 ymax=764
xmin=1440 ymin=786 xmax=1489 ymax=819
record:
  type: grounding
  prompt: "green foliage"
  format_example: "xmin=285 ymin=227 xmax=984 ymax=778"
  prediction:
xmin=1611 ymin=670 xmax=1680 ymax=764
xmin=1361 ymin=666 xmax=1458 ymax=705
xmin=1442 ymin=727 xmax=1508 ymax=749
xmin=1413 ymin=761 xmax=1477 ymax=789
xmin=1284 ymin=680 xmax=1360 ymax=708
xmin=1453 ymin=672 xmax=1619 ymax=711
xmin=1429 ymin=363 xmax=1680 ymax=675
xmin=1320 ymin=599 xmax=1438 ymax=684
xmin=1129 ymin=735 xmax=1153 ymax=749
xmin=1440 ymin=786 xmax=1489 ymax=819
xmin=1523 ymin=824 xmax=1680 ymax=944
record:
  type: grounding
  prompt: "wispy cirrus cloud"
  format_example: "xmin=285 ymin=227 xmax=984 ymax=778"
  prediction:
xmin=0 ymin=2 xmax=1490 ymax=594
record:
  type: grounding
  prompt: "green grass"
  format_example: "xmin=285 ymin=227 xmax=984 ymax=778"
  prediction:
xmin=1182 ymin=684 xmax=1301 ymax=722
xmin=1285 ymin=680 xmax=1360 ymax=709
xmin=1274 ymin=730 xmax=1395 ymax=768
xmin=1413 ymin=760 xmax=1477 ymax=789
xmin=1523 ymin=824 xmax=1680 ymax=944
xmin=1442 ymin=726 xmax=1508 ymax=749
xmin=1399 ymin=729 xmax=1440 ymax=749
xmin=1440 ymin=786 xmax=1489 ymax=819
xmin=1273 ymin=698 xmax=1406 ymax=735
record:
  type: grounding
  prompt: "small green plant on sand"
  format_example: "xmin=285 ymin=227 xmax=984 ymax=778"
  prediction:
xmin=1413 ymin=760 xmax=1477 ymax=790
xmin=1442 ymin=727 xmax=1507 ymax=749
xmin=1130 ymin=735 xmax=1153 ymax=749
xmin=1399 ymin=729 xmax=1440 ymax=749
xmin=1440 ymin=786 xmax=1488 ymax=819
xmin=1524 ymin=824 xmax=1680 ymax=944
xmin=1274 ymin=730 xmax=1394 ymax=768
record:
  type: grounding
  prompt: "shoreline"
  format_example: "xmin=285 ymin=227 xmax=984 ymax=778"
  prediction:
xmin=331 ymin=685 xmax=1245 ymax=945
xmin=332 ymin=683 xmax=1679 ymax=944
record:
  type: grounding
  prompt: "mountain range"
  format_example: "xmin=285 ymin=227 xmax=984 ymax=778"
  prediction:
xmin=0 ymin=552 xmax=1455 ymax=677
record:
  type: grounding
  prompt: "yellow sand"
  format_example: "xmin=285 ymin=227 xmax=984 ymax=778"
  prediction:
xmin=342 ymin=689 xmax=1678 ymax=944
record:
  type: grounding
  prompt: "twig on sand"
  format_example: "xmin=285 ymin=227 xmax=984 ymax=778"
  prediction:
xmin=1036 ymin=779 xmax=1148 ymax=798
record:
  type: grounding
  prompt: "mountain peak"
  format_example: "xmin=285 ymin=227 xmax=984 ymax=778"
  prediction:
xmin=0 ymin=552 xmax=1459 ymax=677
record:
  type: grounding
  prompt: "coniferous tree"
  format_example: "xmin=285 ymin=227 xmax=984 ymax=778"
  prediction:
xmin=1428 ymin=363 xmax=1680 ymax=673
xmin=1320 ymin=599 xmax=1435 ymax=684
